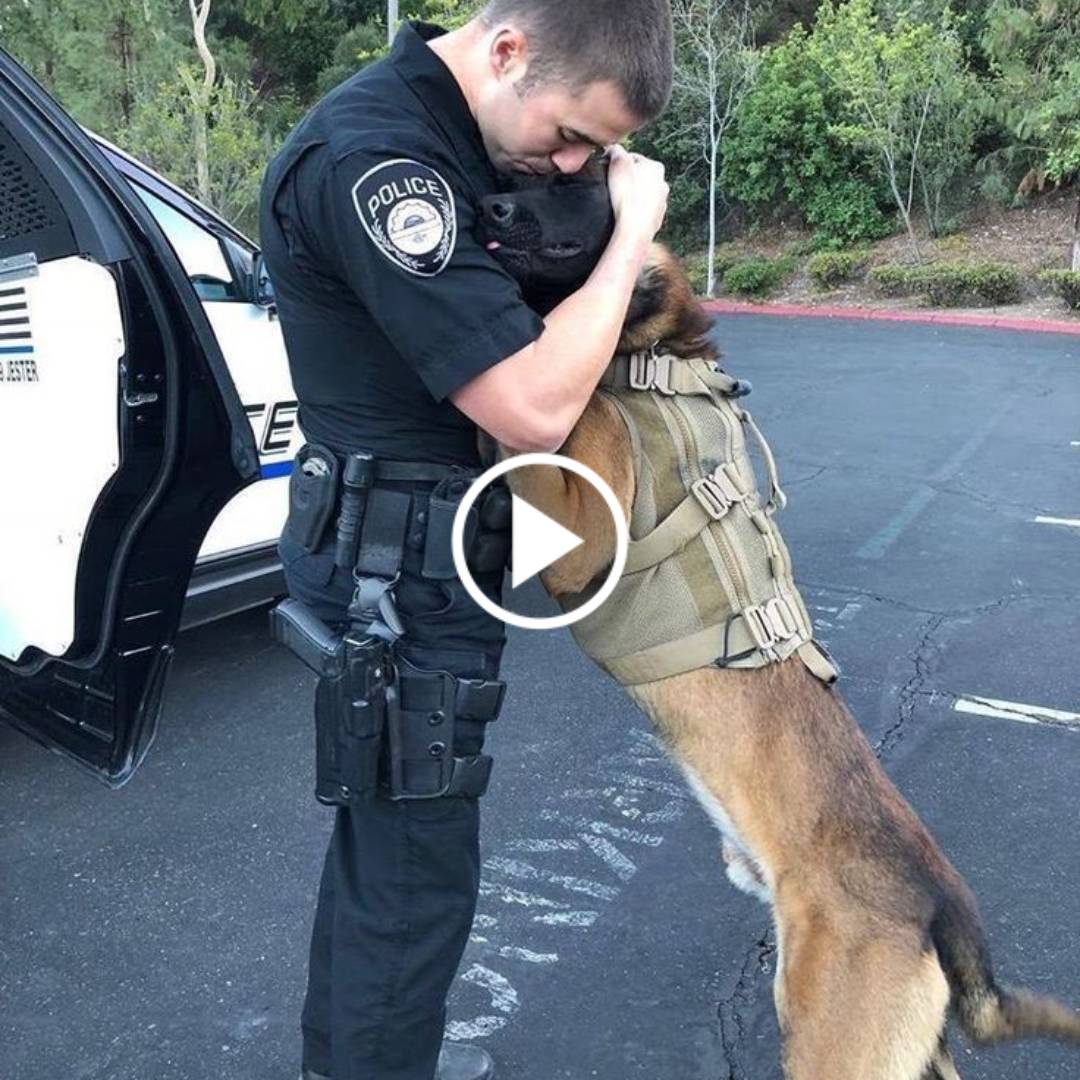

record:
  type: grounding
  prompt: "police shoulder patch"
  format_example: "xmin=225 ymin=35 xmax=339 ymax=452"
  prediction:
xmin=352 ymin=158 xmax=457 ymax=277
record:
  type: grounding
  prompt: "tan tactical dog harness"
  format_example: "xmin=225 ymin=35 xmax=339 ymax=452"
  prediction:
xmin=560 ymin=347 xmax=840 ymax=688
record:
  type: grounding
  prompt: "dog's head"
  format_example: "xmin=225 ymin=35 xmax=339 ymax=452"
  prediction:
xmin=479 ymin=155 xmax=615 ymax=307
xmin=479 ymin=158 xmax=715 ymax=359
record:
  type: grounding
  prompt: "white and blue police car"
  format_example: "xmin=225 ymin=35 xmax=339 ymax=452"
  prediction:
xmin=0 ymin=49 xmax=299 ymax=786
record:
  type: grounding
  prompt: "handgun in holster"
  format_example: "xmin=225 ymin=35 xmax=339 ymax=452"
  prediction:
xmin=269 ymin=598 xmax=391 ymax=807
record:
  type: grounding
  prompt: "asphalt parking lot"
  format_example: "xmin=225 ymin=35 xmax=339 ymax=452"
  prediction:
xmin=2 ymin=313 xmax=1079 ymax=1080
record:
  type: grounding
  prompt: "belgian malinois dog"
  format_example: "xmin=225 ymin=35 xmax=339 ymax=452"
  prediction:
xmin=475 ymin=165 xmax=1080 ymax=1079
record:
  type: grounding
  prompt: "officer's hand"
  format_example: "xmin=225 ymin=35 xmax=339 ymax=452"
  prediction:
xmin=606 ymin=144 xmax=668 ymax=242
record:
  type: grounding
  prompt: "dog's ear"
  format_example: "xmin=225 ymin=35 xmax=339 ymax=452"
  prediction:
xmin=618 ymin=245 xmax=717 ymax=360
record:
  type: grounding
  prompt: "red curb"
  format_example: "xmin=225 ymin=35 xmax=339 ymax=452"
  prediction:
xmin=702 ymin=298 xmax=1080 ymax=337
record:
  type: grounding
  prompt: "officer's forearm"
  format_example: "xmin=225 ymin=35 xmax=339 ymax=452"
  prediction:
xmin=525 ymin=223 xmax=653 ymax=450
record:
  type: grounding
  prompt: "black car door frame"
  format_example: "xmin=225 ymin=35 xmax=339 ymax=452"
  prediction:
xmin=0 ymin=49 xmax=260 ymax=786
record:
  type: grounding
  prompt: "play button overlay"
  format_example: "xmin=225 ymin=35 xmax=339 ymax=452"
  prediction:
xmin=511 ymin=493 xmax=584 ymax=589
xmin=451 ymin=452 xmax=628 ymax=630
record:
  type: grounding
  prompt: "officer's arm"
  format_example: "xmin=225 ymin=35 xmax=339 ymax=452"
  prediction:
xmin=450 ymin=146 xmax=666 ymax=453
xmin=326 ymin=147 xmax=661 ymax=455
xmin=448 ymin=220 xmax=653 ymax=454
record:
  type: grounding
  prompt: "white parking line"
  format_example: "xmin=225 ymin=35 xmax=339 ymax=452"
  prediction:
xmin=1034 ymin=516 xmax=1080 ymax=529
xmin=954 ymin=694 xmax=1080 ymax=730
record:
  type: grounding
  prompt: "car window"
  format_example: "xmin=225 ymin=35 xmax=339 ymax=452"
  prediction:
xmin=130 ymin=183 xmax=240 ymax=302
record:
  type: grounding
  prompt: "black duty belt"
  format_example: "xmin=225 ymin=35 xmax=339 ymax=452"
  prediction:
xmin=283 ymin=443 xmax=510 ymax=644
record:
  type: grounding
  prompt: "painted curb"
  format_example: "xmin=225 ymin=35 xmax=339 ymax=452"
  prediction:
xmin=702 ymin=298 xmax=1080 ymax=337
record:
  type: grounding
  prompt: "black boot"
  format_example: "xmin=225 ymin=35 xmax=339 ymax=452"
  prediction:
xmin=299 ymin=1041 xmax=493 ymax=1080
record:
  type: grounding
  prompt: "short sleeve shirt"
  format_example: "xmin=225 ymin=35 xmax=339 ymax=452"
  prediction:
xmin=258 ymin=20 xmax=543 ymax=466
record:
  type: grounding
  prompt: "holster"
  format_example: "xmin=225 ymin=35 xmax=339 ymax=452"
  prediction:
xmin=384 ymin=652 xmax=506 ymax=800
xmin=273 ymin=445 xmax=515 ymax=805
xmin=282 ymin=443 xmax=340 ymax=552
xmin=313 ymin=627 xmax=391 ymax=807
xmin=269 ymin=600 xmax=390 ymax=807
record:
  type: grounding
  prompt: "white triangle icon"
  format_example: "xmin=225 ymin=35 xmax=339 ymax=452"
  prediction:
xmin=510 ymin=493 xmax=584 ymax=590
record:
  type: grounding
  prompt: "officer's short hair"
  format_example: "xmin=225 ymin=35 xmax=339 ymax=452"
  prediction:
xmin=478 ymin=0 xmax=674 ymax=121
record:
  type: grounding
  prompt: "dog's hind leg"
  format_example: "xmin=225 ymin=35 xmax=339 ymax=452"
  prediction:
xmin=775 ymin=910 xmax=951 ymax=1080
xmin=919 ymin=1037 xmax=961 ymax=1079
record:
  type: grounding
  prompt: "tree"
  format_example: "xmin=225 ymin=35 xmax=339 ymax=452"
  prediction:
xmin=720 ymin=23 xmax=894 ymax=250
xmin=668 ymin=0 xmax=760 ymax=295
xmin=808 ymin=0 xmax=985 ymax=262
xmin=0 ymin=0 xmax=187 ymax=135
xmin=981 ymin=0 xmax=1080 ymax=268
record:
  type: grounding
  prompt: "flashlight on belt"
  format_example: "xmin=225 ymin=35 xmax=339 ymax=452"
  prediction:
xmin=335 ymin=449 xmax=376 ymax=570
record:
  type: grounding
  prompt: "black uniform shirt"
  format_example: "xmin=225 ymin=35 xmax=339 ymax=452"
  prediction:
xmin=259 ymin=20 xmax=544 ymax=466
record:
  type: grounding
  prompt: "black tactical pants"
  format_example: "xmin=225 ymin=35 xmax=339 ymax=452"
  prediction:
xmin=277 ymin=486 xmax=507 ymax=1080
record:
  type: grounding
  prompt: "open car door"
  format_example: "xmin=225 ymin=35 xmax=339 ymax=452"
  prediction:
xmin=0 ymin=50 xmax=260 ymax=786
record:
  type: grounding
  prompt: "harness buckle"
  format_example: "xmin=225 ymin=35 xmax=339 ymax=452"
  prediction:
xmin=628 ymin=350 xmax=656 ymax=391
xmin=691 ymin=462 xmax=748 ymax=519
xmin=743 ymin=595 xmax=800 ymax=656
xmin=765 ymin=595 xmax=800 ymax=640
xmin=628 ymin=346 xmax=677 ymax=395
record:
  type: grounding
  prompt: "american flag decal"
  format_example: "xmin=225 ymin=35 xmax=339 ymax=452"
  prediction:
xmin=0 ymin=285 xmax=32 ymax=355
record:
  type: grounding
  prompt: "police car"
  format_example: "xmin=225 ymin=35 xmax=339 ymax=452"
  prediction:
xmin=0 ymin=50 xmax=299 ymax=786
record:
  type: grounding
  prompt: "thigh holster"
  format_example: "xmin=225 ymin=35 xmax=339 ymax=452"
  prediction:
xmin=272 ymin=445 xmax=512 ymax=805
xmin=384 ymin=653 xmax=507 ymax=800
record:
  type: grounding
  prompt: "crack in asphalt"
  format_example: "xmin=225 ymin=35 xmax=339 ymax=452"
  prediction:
xmin=784 ymin=457 xmax=1055 ymax=518
xmin=798 ymin=582 xmax=1069 ymax=620
xmin=777 ymin=464 xmax=829 ymax=489
xmin=873 ymin=612 xmax=947 ymax=759
xmin=718 ymin=923 xmax=776 ymax=1080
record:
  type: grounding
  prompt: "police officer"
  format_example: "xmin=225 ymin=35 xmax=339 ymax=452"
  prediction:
xmin=259 ymin=3 xmax=672 ymax=1078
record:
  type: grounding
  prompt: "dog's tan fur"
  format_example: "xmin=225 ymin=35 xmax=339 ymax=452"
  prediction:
xmin=488 ymin=244 xmax=1080 ymax=1078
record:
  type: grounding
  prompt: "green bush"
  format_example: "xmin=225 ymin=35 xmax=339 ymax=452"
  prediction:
xmin=676 ymin=248 xmax=744 ymax=295
xmin=1037 ymin=270 xmax=1080 ymax=311
xmin=869 ymin=265 xmax=919 ymax=296
xmin=870 ymin=262 xmax=1022 ymax=306
xmin=804 ymin=178 xmax=896 ymax=250
xmin=807 ymin=250 xmax=869 ymax=289
xmin=921 ymin=263 xmax=1021 ymax=306
xmin=723 ymin=255 xmax=796 ymax=297
xmin=720 ymin=25 xmax=892 ymax=250
xmin=679 ymin=251 xmax=709 ymax=294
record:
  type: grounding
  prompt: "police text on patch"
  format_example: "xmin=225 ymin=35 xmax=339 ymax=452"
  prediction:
xmin=352 ymin=158 xmax=457 ymax=278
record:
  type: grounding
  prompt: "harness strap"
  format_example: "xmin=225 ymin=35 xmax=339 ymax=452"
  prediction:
xmin=623 ymin=461 xmax=749 ymax=573
xmin=601 ymin=351 xmax=747 ymax=398
xmin=796 ymin=639 xmax=841 ymax=684
xmin=347 ymin=486 xmax=413 ymax=642
xmin=354 ymin=487 xmax=413 ymax=579
xmin=738 ymin=407 xmax=787 ymax=515
xmin=596 ymin=587 xmax=842 ymax=686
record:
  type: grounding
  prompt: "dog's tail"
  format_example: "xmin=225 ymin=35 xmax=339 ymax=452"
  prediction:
xmin=930 ymin=886 xmax=1080 ymax=1044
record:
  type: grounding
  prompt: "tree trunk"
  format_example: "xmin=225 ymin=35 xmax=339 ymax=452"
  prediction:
xmin=1072 ymin=193 xmax=1080 ymax=272
xmin=707 ymin=115 xmax=719 ymax=296
xmin=917 ymin=167 xmax=936 ymax=239
xmin=187 ymin=0 xmax=216 ymax=206
xmin=887 ymin=163 xmax=922 ymax=264
xmin=117 ymin=12 xmax=133 ymax=127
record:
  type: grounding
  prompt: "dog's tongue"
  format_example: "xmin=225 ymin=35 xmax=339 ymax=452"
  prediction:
xmin=486 ymin=241 xmax=501 ymax=251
